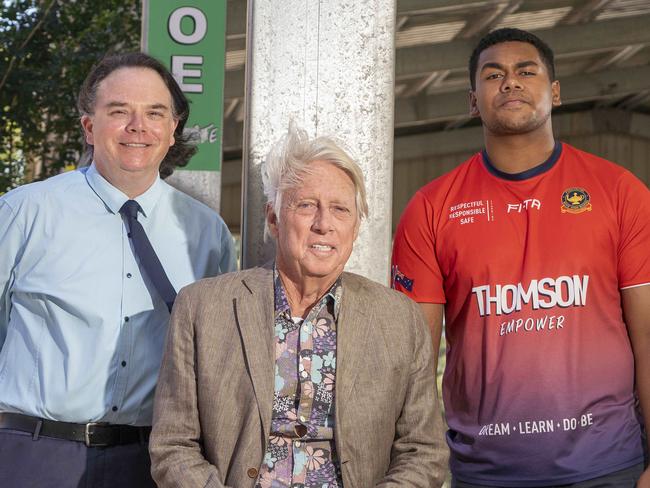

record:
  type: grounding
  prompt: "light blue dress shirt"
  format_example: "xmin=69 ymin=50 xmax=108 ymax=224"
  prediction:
xmin=0 ymin=164 xmax=236 ymax=425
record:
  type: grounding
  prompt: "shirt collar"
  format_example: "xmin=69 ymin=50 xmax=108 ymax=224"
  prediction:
xmin=273 ymin=265 xmax=343 ymax=321
xmin=85 ymin=162 xmax=163 ymax=218
xmin=481 ymin=141 xmax=562 ymax=181
xmin=273 ymin=268 xmax=292 ymax=316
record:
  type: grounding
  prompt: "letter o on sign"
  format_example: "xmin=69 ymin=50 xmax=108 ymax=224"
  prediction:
xmin=169 ymin=7 xmax=207 ymax=45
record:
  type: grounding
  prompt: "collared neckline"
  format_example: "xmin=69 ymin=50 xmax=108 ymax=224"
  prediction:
xmin=273 ymin=266 xmax=343 ymax=321
xmin=85 ymin=162 xmax=163 ymax=218
xmin=481 ymin=141 xmax=562 ymax=181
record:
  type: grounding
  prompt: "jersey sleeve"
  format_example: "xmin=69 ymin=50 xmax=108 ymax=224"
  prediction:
xmin=391 ymin=190 xmax=446 ymax=304
xmin=617 ymin=171 xmax=650 ymax=289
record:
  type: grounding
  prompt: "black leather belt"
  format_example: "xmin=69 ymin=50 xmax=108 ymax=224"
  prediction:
xmin=0 ymin=412 xmax=151 ymax=447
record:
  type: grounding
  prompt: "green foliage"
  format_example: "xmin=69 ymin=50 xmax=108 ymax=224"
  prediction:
xmin=0 ymin=121 xmax=25 ymax=193
xmin=0 ymin=0 xmax=141 ymax=194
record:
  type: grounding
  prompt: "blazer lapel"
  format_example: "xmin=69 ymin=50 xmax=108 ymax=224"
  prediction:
xmin=335 ymin=273 xmax=373 ymax=409
xmin=233 ymin=269 xmax=275 ymax=440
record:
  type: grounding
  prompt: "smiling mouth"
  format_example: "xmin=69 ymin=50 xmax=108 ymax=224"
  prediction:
xmin=121 ymin=143 xmax=150 ymax=148
xmin=310 ymin=244 xmax=334 ymax=251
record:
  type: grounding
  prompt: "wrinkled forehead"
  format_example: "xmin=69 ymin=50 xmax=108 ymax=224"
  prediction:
xmin=281 ymin=162 xmax=357 ymax=204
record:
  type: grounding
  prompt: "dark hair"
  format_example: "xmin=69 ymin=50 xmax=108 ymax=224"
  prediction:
xmin=468 ymin=28 xmax=556 ymax=90
xmin=77 ymin=52 xmax=196 ymax=178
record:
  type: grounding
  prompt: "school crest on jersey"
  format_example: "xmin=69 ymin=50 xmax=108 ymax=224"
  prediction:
xmin=561 ymin=187 xmax=592 ymax=214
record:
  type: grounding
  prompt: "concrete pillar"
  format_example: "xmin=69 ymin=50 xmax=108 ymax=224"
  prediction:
xmin=242 ymin=0 xmax=396 ymax=284
xmin=165 ymin=171 xmax=221 ymax=213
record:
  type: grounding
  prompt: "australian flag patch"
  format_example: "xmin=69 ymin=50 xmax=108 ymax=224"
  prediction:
xmin=391 ymin=265 xmax=414 ymax=291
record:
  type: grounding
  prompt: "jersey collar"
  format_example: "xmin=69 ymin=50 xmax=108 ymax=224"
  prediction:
xmin=481 ymin=141 xmax=562 ymax=181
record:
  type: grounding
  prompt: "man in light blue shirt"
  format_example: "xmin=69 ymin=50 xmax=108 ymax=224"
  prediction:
xmin=0 ymin=53 xmax=236 ymax=487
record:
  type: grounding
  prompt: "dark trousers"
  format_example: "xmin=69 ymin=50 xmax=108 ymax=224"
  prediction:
xmin=452 ymin=463 xmax=644 ymax=488
xmin=0 ymin=428 xmax=156 ymax=488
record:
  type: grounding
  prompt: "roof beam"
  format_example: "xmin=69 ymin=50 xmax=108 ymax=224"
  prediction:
xmin=397 ymin=0 xmax=494 ymax=15
xmin=616 ymin=90 xmax=650 ymax=110
xmin=586 ymin=44 xmax=645 ymax=73
xmin=559 ymin=0 xmax=613 ymax=25
xmin=456 ymin=0 xmax=521 ymax=39
xmin=395 ymin=64 xmax=650 ymax=127
xmin=396 ymin=14 xmax=650 ymax=78
xmin=396 ymin=15 xmax=409 ymax=31
xmin=401 ymin=71 xmax=444 ymax=98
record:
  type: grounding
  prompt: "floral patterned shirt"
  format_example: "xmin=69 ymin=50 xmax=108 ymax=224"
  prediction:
xmin=256 ymin=270 xmax=343 ymax=488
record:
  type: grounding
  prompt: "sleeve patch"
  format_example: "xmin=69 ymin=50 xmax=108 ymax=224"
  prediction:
xmin=391 ymin=265 xmax=414 ymax=291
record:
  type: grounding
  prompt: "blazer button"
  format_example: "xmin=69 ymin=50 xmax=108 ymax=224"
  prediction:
xmin=247 ymin=468 xmax=258 ymax=479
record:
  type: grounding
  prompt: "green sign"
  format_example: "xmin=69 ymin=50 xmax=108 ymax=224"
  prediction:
xmin=142 ymin=1 xmax=227 ymax=171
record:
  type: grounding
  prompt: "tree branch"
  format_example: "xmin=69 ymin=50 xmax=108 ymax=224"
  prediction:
xmin=0 ymin=0 xmax=58 ymax=93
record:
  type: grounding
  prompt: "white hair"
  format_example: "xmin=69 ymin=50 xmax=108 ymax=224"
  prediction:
xmin=261 ymin=124 xmax=369 ymax=240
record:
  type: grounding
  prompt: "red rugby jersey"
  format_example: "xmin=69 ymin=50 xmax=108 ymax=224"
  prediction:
xmin=392 ymin=143 xmax=650 ymax=486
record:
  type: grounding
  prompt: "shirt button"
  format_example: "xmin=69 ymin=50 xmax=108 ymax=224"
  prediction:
xmin=302 ymin=325 xmax=309 ymax=332
xmin=299 ymin=415 xmax=306 ymax=422
xmin=301 ymin=371 xmax=308 ymax=378
xmin=126 ymin=273 xmax=132 ymax=278
xmin=127 ymin=233 xmax=132 ymax=238
xmin=124 ymin=316 xmax=129 ymax=322
xmin=121 ymin=361 xmax=127 ymax=367
xmin=295 ymin=441 xmax=301 ymax=447
xmin=247 ymin=468 xmax=258 ymax=478
xmin=112 ymin=406 xmax=118 ymax=412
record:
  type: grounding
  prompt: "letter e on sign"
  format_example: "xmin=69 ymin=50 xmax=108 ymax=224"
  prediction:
xmin=172 ymin=55 xmax=204 ymax=93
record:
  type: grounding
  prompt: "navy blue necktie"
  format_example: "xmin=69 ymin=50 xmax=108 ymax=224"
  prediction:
xmin=119 ymin=200 xmax=176 ymax=313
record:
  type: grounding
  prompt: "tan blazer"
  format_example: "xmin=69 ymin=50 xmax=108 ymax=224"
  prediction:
xmin=150 ymin=267 xmax=448 ymax=487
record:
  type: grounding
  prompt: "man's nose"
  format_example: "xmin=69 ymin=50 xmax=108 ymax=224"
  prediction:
xmin=501 ymin=73 xmax=523 ymax=92
xmin=126 ymin=112 xmax=146 ymax=133
xmin=312 ymin=207 xmax=334 ymax=234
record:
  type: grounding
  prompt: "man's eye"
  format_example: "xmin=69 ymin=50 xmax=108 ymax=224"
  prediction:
xmin=295 ymin=202 xmax=317 ymax=212
xmin=332 ymin=206 xmax=350 ymax=214
xmin=110 ymin=110 xmax=127 ymax=115
xmin=520 ymin=70 xmax=536 ymax=76
xmin=149 ymin=112 xmax=164 ymax=118
xmin=486 ymin=73 xmax=503 ymax=80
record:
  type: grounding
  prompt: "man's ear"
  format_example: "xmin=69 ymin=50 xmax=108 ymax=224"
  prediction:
xmin=266 ymin=203 xmax=279 ymax=238
xmin=81 ymin=115 xmax=94 ymax=145
xmin=551 ymin=80 xmax=562 ymax=107
xmin=169 ymin=119 xmax=179 ymax=147
xmin=469 ymin=90 xmax=480 ymax=118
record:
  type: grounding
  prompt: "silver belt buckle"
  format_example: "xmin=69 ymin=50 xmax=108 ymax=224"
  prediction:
xmin=84 ymin=422 xmax=109 ymax=447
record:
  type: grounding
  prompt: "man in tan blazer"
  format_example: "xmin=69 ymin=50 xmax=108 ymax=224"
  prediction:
xmin=150 ymin=126 xmax=448 ymax=487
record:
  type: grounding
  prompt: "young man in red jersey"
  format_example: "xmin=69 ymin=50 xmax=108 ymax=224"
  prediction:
xmin=392 ymin=28 xmax=650 ymax=488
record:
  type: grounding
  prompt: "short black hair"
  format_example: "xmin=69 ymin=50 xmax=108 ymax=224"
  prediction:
xmin=77 ymin=52 xmax=196 ymax=178
xmin=468 ymin=28 xmax=556 ymax=90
